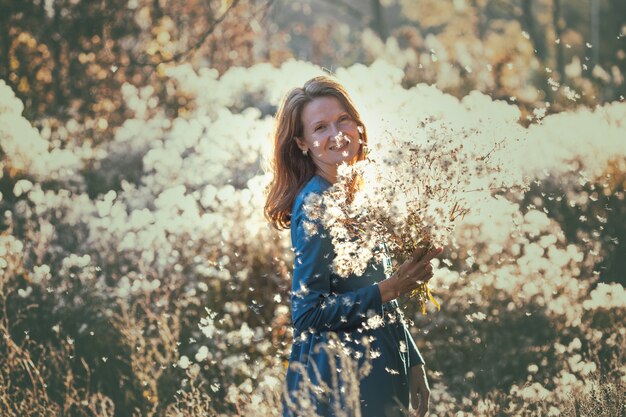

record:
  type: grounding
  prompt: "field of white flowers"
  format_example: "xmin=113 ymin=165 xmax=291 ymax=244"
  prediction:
xmin=1 ymin=58 xmax=625 ymax=416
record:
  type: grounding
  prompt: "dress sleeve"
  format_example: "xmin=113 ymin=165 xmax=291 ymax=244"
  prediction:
xmin=290 ymin=194 xmax=383 ymax=333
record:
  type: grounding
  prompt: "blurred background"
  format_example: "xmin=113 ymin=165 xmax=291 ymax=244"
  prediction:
xmin=3 ymin=0 xmax=626 ymax=129
xmin=0 ymin=0 xmax=625 ymax=416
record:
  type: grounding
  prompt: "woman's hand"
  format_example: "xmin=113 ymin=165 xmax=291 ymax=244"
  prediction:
xmin=378 ymin=245 xmax=442 ymax=304
xmin=409 ymin=364 xmax=430 ymax=417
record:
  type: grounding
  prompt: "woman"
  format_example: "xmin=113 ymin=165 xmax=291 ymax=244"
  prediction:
xmin=265 ymin=76 xmax=440 ymax=417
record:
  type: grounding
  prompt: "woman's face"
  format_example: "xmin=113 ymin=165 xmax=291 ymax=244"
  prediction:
xmin=296 ymin=96 xmax=361 ymax=174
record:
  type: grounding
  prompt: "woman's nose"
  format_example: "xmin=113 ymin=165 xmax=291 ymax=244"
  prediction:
xmin=327 ymin=123 xmax=340 ymax=138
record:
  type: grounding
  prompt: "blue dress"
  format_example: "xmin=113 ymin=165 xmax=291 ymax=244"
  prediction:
xmin=283 ymin=175 xmax=425 ymax=417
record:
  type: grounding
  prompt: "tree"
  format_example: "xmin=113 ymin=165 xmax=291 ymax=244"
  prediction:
xmin=0 ymin=0 xmax=271 ymax=144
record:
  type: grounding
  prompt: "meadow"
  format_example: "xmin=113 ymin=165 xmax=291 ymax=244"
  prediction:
xmin=1 ymin=1 xmax=625 ymax=416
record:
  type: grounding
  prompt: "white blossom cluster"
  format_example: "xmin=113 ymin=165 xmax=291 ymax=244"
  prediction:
xmin=308 ymin=119 xmax=520 ymax=278
xmin=0 ymin=80 xmax=82 ymax=181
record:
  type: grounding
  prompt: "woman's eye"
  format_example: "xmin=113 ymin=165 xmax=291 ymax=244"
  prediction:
xmin=315 ymin=125 xmax=325 ymax=132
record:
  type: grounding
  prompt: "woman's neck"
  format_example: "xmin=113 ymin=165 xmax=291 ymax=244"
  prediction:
xmin=315 ymin=168 xmax=336 ymax=185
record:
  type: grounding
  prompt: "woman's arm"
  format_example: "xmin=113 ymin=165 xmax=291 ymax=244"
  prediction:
xmin=409 ymin=364 xmax=430 ymax=417
xmin=290 ymin=193 xmax=441 ymax=333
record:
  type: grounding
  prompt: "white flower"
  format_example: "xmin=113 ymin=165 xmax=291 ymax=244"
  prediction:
xmin=178 ymin=355 xmax=190 ymax=369
xmin=199 ymin=308 xmax=218 ymax=338
xmin=366 ymin=314 xmax=384 ymax=329
xmin=195 ymin=346 xmax=209 ymax=362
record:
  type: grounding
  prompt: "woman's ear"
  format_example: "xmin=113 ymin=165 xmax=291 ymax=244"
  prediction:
xmin=294 ymin=137 xmax=307 ymax=153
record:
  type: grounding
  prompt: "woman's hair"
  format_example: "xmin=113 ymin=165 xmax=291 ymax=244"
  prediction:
xmin=265 ymin=75 xmax=368 ymax=230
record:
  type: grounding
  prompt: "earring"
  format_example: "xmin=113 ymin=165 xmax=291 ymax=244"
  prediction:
xmin=302 ymin=149 xmax=308 ymax=156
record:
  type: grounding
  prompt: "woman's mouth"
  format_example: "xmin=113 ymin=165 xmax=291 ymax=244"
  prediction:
xmin=330 ymin=133 xmax=351 ymax=151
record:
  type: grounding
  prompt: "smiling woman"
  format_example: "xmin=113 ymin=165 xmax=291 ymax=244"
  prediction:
xmin=265 ymin=76 xmax=437 ymax=417
xmin=264 ymin=76 xmax=370 ymax=230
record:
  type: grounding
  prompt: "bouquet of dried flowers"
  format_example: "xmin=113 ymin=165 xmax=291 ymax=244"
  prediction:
xmin=305 ymin=121 xmax=509 ymax=314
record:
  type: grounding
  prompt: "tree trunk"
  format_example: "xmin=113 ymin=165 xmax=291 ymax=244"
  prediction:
xmin=521 ymin=0 xmax=547 ymax=61
xmin=590 ymin=0 xmax=600 ymax=66
xmin=552 ymin=0 xmax=565 ymax=82
xmin=370 ymin=0 xmax=387 ymax=40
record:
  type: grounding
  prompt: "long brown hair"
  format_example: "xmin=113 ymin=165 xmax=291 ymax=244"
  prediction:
xmin=264 ymin=76 xmax=368 ymax=230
